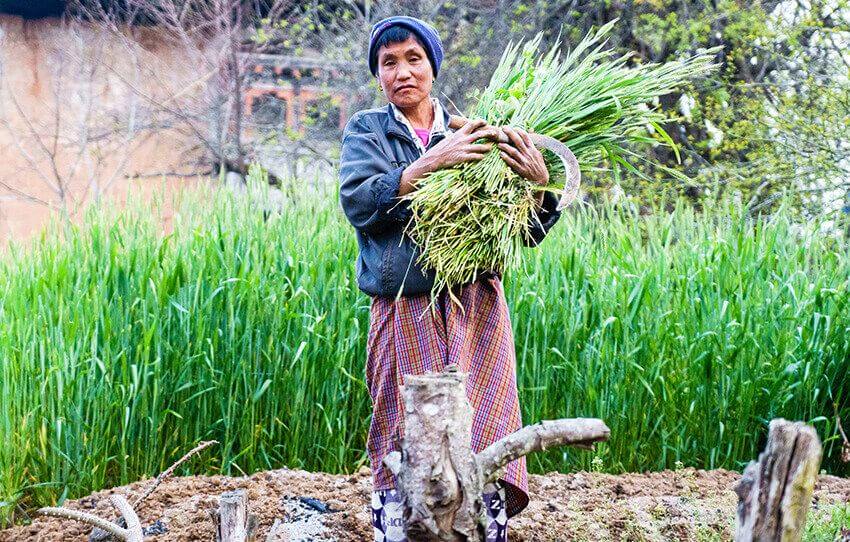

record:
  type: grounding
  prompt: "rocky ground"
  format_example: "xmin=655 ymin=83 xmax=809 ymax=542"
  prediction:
xmin=2 ymin=467 xmax=848 ymax=541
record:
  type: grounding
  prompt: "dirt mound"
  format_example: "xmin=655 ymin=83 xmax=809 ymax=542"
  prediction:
xmin=2 ymin=468 xmax=848 ymax=541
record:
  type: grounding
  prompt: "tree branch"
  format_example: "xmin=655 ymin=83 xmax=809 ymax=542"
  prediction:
xmin=38 ymin=495 xmax=143 ymax=542
xmin=477 ymin=419 xmax=610 ymax=483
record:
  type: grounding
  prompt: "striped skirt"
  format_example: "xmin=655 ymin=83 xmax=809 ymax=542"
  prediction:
xmin=365 ymin=276 xmax=529 ymax=518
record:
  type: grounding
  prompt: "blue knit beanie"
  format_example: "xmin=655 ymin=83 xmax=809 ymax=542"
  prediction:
xmin=368 ymin=16 xmax=444 ymax=78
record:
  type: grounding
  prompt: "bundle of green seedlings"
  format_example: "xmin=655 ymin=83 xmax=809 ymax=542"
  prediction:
xmin=403 ymin=20 xmax=720 ymax=299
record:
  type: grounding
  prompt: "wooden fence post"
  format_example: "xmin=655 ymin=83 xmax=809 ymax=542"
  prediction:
xmin=734 ymin=419 xmax=823 ymax=542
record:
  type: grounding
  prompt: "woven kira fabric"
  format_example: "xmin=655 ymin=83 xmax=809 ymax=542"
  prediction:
xmin=365 ymin=276 xmax=529 ymax=518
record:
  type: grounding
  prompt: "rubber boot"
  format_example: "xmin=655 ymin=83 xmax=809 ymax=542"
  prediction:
xmin=371 ymin=482 xmax=508 ymax=542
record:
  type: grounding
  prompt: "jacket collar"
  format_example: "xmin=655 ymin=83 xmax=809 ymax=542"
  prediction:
xmin=385 ymin=97 xmax=452 ymax=147
xmin=384 ymin=107 xmax=413 ymax=141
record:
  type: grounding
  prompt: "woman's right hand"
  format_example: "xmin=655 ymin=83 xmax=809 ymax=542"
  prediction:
xmin=422 ymin=118 xmax=500 ymax=170
xmin=398 ymin=119 xmax=500 ymax=197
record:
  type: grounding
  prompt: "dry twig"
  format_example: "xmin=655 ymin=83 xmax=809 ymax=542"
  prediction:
xmin=837 ymin=415 xmax=850 ymax=463
xmin=38 ymin=495 xmax=142 ymax=542
xmin=35 ymin=440 xmax=218 ymax=542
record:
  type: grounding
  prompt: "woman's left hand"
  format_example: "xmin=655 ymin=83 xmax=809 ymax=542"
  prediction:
xmin=498 ymin=126 xmax=549 ymax=186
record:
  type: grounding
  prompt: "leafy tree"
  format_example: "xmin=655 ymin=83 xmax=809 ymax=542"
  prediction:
xmin=269 ymin=0 xmax=848 ymax=214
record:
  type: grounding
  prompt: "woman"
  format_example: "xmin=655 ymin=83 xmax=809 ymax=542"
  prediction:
xmin=338 ymin=15 xmax=562 ymax=542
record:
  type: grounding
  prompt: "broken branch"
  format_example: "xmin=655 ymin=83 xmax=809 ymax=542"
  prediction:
xmin=38 ymin=495 xmax=143 ymax=542
xmin=477 ymin=419 xmax=611 ymax=483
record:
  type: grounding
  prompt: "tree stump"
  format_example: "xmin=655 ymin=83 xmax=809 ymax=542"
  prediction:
xmin=214 ymin=489 xmax=257 ymax=542
xmin=734 ymin=419 xmax=823 ymax=542
xmin=384 ymin=364 xmax=610 ymax=541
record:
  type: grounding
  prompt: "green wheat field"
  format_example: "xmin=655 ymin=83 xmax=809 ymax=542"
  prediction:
xmin=0 ymin=185 xmax=848 ymax=526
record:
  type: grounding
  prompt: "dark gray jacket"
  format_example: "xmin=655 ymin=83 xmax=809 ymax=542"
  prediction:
xmin=338 ymin=103 xmax=562 ymax=298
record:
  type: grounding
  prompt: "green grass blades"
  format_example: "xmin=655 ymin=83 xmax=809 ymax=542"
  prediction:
xmin=0 ymin=188 xmax=848 ymax=527
xmin=404 ymin=20 xmax=721 ymax=295
xmin=0 ymin=186 xmax=370 ymax=527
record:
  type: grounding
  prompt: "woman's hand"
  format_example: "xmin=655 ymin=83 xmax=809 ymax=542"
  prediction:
xmin=399 ymin=118 xmax=500 ymax=196
xmin=424 ymin=118 xmax=500 ymax=169
xmin=498 ymin=126 xmax=549 ymax=186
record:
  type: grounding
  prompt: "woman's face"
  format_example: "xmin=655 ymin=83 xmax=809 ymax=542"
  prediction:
xmin=376 ymin=36 xmax=434 ymax=109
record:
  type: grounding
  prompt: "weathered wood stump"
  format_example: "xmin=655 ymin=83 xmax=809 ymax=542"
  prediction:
xmin=384 ymin=364 xmax=610 ymax=541
xmin=734 ymin=419 xmax=823 ymax=542
xmin=213 ymin=489 xmax=257 ymax=542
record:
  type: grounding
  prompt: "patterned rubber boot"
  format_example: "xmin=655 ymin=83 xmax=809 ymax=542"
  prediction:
xmin=371 ymin=488 xmax=406 ymax=542
xmin=483 ymin=482 xmax=508 ymax=542
xmin=372 ymin=483 xmax=509 ymax=542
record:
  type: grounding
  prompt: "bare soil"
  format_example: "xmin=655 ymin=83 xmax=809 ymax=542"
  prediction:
xmin=2 ymin=467 xmax=848 ymax=541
